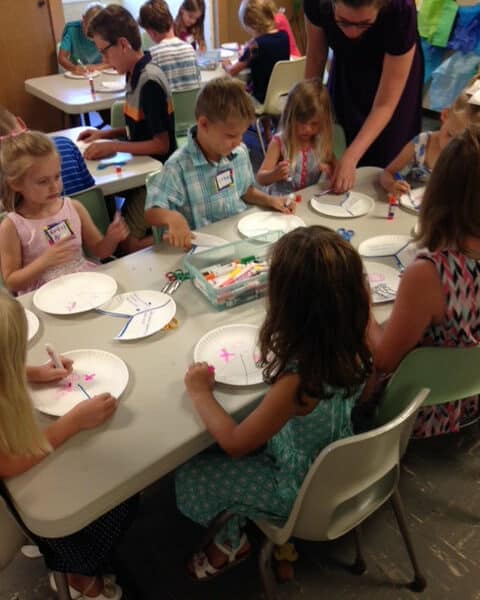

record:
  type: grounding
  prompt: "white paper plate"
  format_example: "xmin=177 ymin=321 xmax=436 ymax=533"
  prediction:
xmin=221 ymin=43 xmax=239 ymax=51
xmin=311 ymin=191 xmax=374 ymax=218
xmin=399 ymin=186 xmax=425 ymax=213
xmin=98 ymin=290 xmax=177 ymax=340
xmin=364 ymin=262 xmax=400 ymax=304
xmin=25 ymin=309 xmax=39 ymax=342
xmin=29 ymin=349 xmax=128 ymax=417
xmin=103 ymin=68 xmax=119 ymax=75
xmin=94 ymin=80 xmax=126 ymax=93
xmin=220 ymin=48 xmax=235 ymax=59
xmin=189 ymin=232 xmax=228 ymax=254
xmin=237 ymin=211 xmax=305 ymax=237
xmin=194 ymin=324 xmax=263 ymax=386
xmin=466 ymin=80 xmax=480 ymax=96
xmin=358 ymin=235 xmax=417 ymax=269
xmin=64 ymin=71 xmax=100 ymax=79
xmin=33 ymin=272 xmax=117 ymax=315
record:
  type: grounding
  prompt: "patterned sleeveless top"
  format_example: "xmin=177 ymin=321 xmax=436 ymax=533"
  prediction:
xmin=406 ymin=131 xmax=432 ymax=183
xmin=268 ymin=133 xmax=323 ymax=195
xmin=413 ymin=249 xmax=480 ymax=437
xmin=7 ymin=197 xmax=96 ymax=295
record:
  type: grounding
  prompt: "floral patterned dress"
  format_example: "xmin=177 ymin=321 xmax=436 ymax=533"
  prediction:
xmin=406 ymin=131 xmax=432 ymax=183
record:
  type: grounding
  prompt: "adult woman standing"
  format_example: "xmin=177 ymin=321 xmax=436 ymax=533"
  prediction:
xmin=304 ymin=0 xmax=424 ymax=192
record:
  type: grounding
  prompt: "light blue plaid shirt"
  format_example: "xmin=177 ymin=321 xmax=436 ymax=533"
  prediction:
xmin=145 ymin=126 xmax=255 ymax=230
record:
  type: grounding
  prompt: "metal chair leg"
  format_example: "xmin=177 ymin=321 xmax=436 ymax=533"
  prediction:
xmin=390 ymin=488 xmax=427 ymax=592
xmin=258 ymin=537 xmax=277 ymax=600
xmin=351 ymin=526 xmax=367 ymax=574
xmin=52 ymin=571 xmax=73 ymax=600
xmin=255 ymin=118 xmax=267 ymax=155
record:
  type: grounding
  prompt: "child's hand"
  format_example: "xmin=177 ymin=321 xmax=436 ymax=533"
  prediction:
xmin=270 ymin=196 xmax=296 ymax=214
xmin=319 ymin=162 xmax=333 ymax=180
xmin=42 ymin=239 xmax=78 ymax=269
xmin=77 ymin=129 xmax=102 ymax=143
xmin=106 ymin=213 xmax=129 ymax=243
xmin=274 ymin=160 xmax=290 ymax=181
xmin=390 ymin=179 xmax=410 ymax=197
xmin=164 ymin=214 xmax=194 ymax=250
xmin=222 ymin=59 xmax=232 ymax=71
xmin=185 ymin=362 xmax=215 ymax=397
xmin=73 ymin=65 xmax=88 ymax=75
xmin=83 ymin=142 xmax=116 ymax=160
xmin=27 ymin=357 xmax=74 ymax=383
xmin=68 ymin=393 xmax=118 ymax=431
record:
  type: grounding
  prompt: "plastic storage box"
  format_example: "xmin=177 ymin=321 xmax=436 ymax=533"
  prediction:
xmin=183 ymin=231 xmax=281 ymax=310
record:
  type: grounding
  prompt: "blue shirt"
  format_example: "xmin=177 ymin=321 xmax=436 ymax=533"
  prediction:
xmin=59 ymin=21 xmax=102 ymax=65
xmin=145 ymin=126 xmax=255 ymax=229
xmin=53 ymin=136 xmax=95 ymax=196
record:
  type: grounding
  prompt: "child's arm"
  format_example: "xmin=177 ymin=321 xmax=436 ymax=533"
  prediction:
xmin=185 ymin=363 xmax=297 ymax=458
xmin=145 ymin=207 xmax=193 ymax=249
xmin=256 ymin=138 xmax=290 ymax=186
xmin=0 ymin=394 xmax=117 ymax=478
xmin=243 ymin=185 xmax=295 ymax=214
xmin=369 ymin=259 xmax=445 ymax=373
xmin=72 ymin=200 xmax=128 ymax=259
xmin=0 ymin=219 xmax=78 ymax=293
xmin=379 ymin=140 xmax=415 ymax=196
xmin=83 ymin=133 xmax=170 ymax=161
xmin=27 ymin=356 xmax=73 ymax=384
xmin=223 ymin=59 xmax=250 ymax=78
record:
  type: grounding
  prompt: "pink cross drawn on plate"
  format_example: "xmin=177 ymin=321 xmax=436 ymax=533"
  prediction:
xmin=219 ymin=348 xmax=235 ymax=363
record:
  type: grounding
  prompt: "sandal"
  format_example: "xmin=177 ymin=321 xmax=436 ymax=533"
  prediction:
xmin=49 ymin=573 xmax=122 ymax=599
xmin=187 ymin=534 xmax=251 ymax=582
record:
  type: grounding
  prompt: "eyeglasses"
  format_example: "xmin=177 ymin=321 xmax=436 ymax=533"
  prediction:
xmin=98 ymin=41 xmax=115 ymax=56
xmin=331 ymin=0 xmax=376 ymax=30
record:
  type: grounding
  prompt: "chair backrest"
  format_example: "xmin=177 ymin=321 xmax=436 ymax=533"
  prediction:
xmin=71 ymin=187 xmax=110 ymax=236
xmin=0 ymin=497 xmax=26 ymax=570
xmin=110 ymin=100 xmax=126 ymax=130
xmin=266 ymin=389 xmax=429 ymax=544
xmin=141 ymin=30 xmax=154 ymax=50
xmin=376 ymin=346 xmax=480 ymax=426
xmin=261 ymin=57 xmax=306 ymax=115
xmin=172 ymin=88 xmax=199 ymax=138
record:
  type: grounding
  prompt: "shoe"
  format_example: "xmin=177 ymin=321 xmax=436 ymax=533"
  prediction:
xmin=187 ymin=533 xmax=251 ymax=582
xmin=49 ymin=573 xmax=122 ymax=599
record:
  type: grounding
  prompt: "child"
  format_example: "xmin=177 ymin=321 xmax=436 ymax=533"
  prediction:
xmin=370 ymin=125 xmax=480 ymax=437
xmin=0 ymin=106 xmax=95 ymax=198
xmin=144 ymin=77 xmax=294 ymax=250
xmin=224 ymin=0 xmax=290 ymax=106
xmin=175 ymin=225 xmax=373 ymax=580
xmin=0 ymin=131 xmax=128 ymax=295
xmin=58 ymin=2 xmax=107 ymax=74
xmin=273 ymin=4 xmax=301 ymax=58
xmin=139 ymin=0 xmax=201 ymax=92
xmin=174 ymin=0 xmax=206 ymax=53
xmin=379 ymin=93 xmax=480 ymax=197
xmin=0 ymin=291 xmax=137 ymax=600
xmin=78 ymin=4 xmax=177 ymax=253
xmin=256 ymin=78 xmax=334 ymax=194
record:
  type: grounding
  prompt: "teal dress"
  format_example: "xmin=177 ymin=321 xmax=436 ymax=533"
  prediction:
xmin=175 ymin=380 xmax=363 ymax=546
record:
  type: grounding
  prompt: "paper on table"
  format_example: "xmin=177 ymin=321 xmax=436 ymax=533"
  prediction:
xmin=98 ymin=152 xmax=133 ymax=169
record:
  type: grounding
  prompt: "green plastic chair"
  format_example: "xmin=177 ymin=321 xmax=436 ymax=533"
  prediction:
xmin=110 ymin=100 xmax=126 ymax=129
xmin=333 ymin=123 xmax=346 ymax=159
xmin=172 ymin=87 xmax=199 ymax=147
xmin=145 ymin=169 xmax=165 ymax=244
xmin=71 ymin=187 xmax=110 ymax=235
xmin=376 ymin=346 xmax=480 ymax=427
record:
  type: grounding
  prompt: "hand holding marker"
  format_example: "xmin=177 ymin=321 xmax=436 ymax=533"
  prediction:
xmin=45 ymin=343 xmax=64 ymax=369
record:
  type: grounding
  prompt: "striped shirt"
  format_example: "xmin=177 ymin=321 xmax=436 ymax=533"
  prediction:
xmin=149 ymin=37 xmax=200 ymax=92
xmin=145 ymin=126 xmax=255 ymax=230
xmin=53 ymin=136 xmax=95 ymax=196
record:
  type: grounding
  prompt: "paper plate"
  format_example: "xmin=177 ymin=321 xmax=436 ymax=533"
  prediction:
xmin=194 ymin=324 xmax=263 ymax=386
xmin=466 ymin=80 xmax=480 ymax=96
xmin=25 ymin=309 xmax=40 ymax=342
xmin=33 ymin=272 xmax=117 ymax=315
xmin=98 ymin=290 xmax=176 ymax=340
xmin=220 ymin=48 xmax=235 ymax=59
xmin=103 ymin=68 xmax=119 ymax=75
xmin=189 ymin=232 xmax=228 ymax=254
xmin=64 ymin=71 xmax=100 ymax=79
xmin=237 ymin=211 xmax=305 ymax=237
xmin=311 ymin=191 xmax=374 ymax=218
xmin=364 ymin=262 xmax=401 ymax=304
xmin=358 ymin=235 xmax=417 ymax=269
xmin=94 ymin=80 xmax=126 ymax=93
xmin=221 ymin=43 xmax=239 ymax=51
xmin=399 ymin=186 xmax=425 ymax=213
xmin=29 ymin=349 xmax=128 ymax=417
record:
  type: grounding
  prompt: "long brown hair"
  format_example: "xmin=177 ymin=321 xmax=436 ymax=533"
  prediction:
xmin=174 ymin=0 xmax=205 ymax=46
xmin=259 ymin=226 xmax=372 ymax=400
xmin=416 ymin=125 xmax=480 ymax=252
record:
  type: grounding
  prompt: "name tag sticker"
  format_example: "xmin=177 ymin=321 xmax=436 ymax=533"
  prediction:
xmin=215 ymin=169 xmax=234 ymax=191
xmin=44 ymin=220 xmax=75 ymax=245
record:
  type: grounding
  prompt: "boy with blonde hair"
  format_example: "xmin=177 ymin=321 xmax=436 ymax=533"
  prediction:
xmin=145 ymin=77 xmax=293 ymax=249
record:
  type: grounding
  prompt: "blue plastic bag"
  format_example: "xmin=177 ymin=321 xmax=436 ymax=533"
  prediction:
xmin=429 ymin=51 xmax=480 ymax=111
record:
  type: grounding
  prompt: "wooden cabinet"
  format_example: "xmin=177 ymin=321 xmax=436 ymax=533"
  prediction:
xmin=0 ymin=0 xmax=65 ymax=131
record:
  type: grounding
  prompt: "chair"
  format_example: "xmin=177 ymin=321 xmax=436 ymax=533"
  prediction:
xmin=71 ymin=187 xmax=110 ymax=235
xmin=141 ymin=30 xmax=154 ymax=51
xmin=172 ymin=88 xmax=200 ymax=147
xmin=110 ymin=100 xmax=126 ymax=130
xmin=333 ymin=123 xmax=347 ymax=159
xmin=207 ymin=389 xmax=428 ymax=600
xmin=253 ymin=57 xmax=306 ymax=154
xmin=145 ymin=169 xmax=165 ymax=244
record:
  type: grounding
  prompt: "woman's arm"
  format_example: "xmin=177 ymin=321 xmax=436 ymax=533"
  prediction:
xmin=185 ymin=363 xmax=297 ymax=458
xmin=369 ymin=259 xmax=445 ymax=373
xmin=333 ymin=47 xmax=416 ymax=192
xmin=304 ymin=17 xmax=328 ymax=79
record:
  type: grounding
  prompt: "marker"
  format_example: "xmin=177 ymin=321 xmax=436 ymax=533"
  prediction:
xmin=284 ymin=193 xmax=294 ymax=209
xmin=45 ymin=343 xmax=63 ymax=369
xmin=387 ymin=195 xmax=396 ymax=220
xmin=208 ymin=365 xmax=215 ymax=375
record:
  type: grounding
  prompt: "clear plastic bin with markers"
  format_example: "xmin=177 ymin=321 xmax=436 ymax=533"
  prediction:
xmin=183 ymin=231 xmax=282 ymax=310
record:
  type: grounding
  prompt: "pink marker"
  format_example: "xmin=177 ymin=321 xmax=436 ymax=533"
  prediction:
xmin=208 ymin=365 xmax=215 ymax=375
xmin=45 ymin=343 xmax=63 ymax=369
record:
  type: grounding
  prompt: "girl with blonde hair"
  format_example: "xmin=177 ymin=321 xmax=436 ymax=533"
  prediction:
xmin=257 ymin=78 xmax=335 ymax=194
xmin=0 ymin=291 xmax=137 ymax=599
